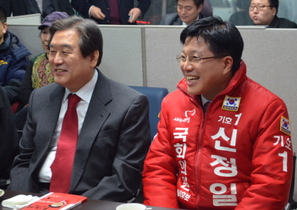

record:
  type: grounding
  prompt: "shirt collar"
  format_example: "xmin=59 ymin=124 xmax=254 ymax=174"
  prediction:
xmin=63 ymin=70 xmax=98 ymax=104
xmin=201 ymin=95 xmax=211 ymax=106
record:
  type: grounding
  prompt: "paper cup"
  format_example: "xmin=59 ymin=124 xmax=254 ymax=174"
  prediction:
xmin=116 ymin=203 xmax=151 ymax=210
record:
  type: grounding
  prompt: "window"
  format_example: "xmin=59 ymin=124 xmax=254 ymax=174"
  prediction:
xmin=139 ymin=0 xmax=297 ymax=25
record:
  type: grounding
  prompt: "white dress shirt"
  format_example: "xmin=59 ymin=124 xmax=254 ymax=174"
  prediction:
xmin=38 ymin=70 xmax=98 ymax=182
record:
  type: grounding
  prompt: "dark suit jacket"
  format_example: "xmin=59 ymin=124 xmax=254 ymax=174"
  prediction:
xmin=71 ymin=0 xmax=151 ymax=24
xmin=0 ymin=0 xmax=40 ymax=16
xmin=269 ymin=15 xmax=297 ymax=28
xmin=159 ymin=12 xmax=204 ymax=25
xmin=42 ymin=0 xmax=74 ymax=19
xmin=0 ymin=86 xmax=18 ymax=181
xmin=0 ymin=0 xmax=73 ymax=19
xmin=9 ymin=70 xmax=151 ymax=202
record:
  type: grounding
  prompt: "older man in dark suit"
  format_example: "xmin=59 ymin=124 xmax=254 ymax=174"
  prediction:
xmin=8 ymin=16 xmax=151 ymax=202
xmin=71 ymin=0 xmax=151 ymax=24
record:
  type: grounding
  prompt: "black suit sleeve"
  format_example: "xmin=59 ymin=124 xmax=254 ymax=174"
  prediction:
xmin=42 ymin=0 xmax=74 ymax=19
xmin=136 ymin=0 xmax=151 ymax=18
xmin=0 ymin=0 xmax=11 ymax=16
xmin=71 ymin=0 xmax=93 ymax=18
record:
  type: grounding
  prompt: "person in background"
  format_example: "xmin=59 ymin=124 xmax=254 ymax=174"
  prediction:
xmin=249 ymin=0 xmax=297 ymax=28
xmin=19 ymin=11 xmax=69 ymax=109
xmin=159 ymin=0 xmax=207 ymax=25
xmin=0 ymin=6 xmax=31 ymax=104
xmin=71 ymin=0 xmax=151 ymax=24
xmin=0 ymin=86 xmax=18 ymax=189
xmin=9 ymin=16 xmax=151 ymax=202
xmin=143 ymin=16 xmax=292 ymax=209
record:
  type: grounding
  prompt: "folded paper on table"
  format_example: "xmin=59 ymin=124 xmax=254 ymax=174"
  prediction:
xmin=1 ymin=194 xmax=40 ymax=209
xmin=19 ymin=192 xmax=87 ymax=210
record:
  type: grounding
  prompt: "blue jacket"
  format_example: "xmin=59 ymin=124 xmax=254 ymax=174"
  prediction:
xmin=0 ymin=31 xmax=31 ymax=103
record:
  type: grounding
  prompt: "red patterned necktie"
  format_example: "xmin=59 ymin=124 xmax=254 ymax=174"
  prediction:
xmin=50 ymin=94 xmax=81 ymax=193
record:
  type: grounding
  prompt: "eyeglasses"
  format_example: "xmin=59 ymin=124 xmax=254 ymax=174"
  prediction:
xmin=249 ymin=5 xmax=271 ymax=11
xmin=176 ymin=54 xmax=227 ymax=64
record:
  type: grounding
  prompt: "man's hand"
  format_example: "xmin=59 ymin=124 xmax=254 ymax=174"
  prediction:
xmin=90 ymin=6 xmax=105 ymax=20
xmin=128 ymin=8 xmax=141 ymax=23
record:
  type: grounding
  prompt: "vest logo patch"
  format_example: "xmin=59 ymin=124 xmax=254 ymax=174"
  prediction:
xmin=222 ymin=96 xmax=241 ymax=111
xmin=173 ymin=109 xmax=196 ymax=123
xmin=185 ymin=109 xmax=196 ymax=117
xmin=0 ymin=60 xmax=8 ymax=65
xmin=280 ymin=116 xmax=291 ymax=136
